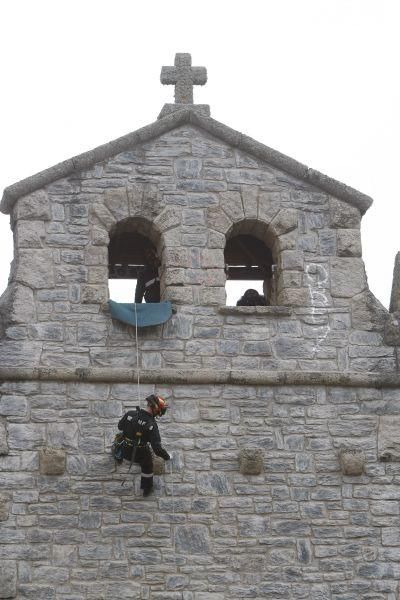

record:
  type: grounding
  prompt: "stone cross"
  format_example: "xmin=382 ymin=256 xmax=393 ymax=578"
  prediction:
xmin=160 ymin=53 xmax=207 ymax=104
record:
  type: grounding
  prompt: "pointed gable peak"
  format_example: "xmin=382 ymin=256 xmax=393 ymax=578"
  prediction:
xmin=1 ymin=54 xmax=372 ymax=215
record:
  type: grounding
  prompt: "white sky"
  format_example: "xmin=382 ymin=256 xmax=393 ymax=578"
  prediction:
xmin=0 ymin=0 xmax=399 ymax=307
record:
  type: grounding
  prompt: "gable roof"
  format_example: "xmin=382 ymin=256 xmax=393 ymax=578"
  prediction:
xmin=0 ymin=107 xmax=373 ymax=215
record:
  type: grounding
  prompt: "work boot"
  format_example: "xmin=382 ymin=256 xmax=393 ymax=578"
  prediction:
xmin=143 ymin=487 xmax=153 ymax=498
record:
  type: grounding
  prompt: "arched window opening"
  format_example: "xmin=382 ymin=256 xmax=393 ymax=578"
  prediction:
xmin=108 ymin=219 xmax=161 ymax=304
xmin=224 ymin=234 xmax=275 ymax=306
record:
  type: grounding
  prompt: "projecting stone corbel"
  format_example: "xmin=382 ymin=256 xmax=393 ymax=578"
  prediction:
xmin=338 ymin=447 xmax=365 ymax=476
xmin=39 ymin=447 xmax=66 ymax=476
xmin=239 ymin=448 xmax=264 ymax=475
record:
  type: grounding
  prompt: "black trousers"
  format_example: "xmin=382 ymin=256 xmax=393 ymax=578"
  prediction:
xmin=122 ymin=444 xmax=154 ymax=489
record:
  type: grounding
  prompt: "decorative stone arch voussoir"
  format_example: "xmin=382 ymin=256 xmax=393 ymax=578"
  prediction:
xmin=225 ymin=218 xmax=277 ymax=258
xmin=90 ymin=203 xmax=118 ymax=235
xmin=109 ymin=216 xmax=164 ymax=256
xmin=206 ymin=206 xmax=233 ymax=235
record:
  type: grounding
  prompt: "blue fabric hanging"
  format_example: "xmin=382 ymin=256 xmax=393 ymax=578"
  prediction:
xmin=108 ymin=300 xmax=173 ymax=328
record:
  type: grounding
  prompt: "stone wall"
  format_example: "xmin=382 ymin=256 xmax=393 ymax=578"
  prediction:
xmin=1 ymin=112 xmax=399 ymax=599
xmin=1 ymin=379 xmax=400 ymax=599
xmin=0 ymin=124 xmax=394 ymax=371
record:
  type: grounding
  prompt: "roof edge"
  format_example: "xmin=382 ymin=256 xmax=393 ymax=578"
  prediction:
xmin=1 ymin=107 xmax=373 ymax=214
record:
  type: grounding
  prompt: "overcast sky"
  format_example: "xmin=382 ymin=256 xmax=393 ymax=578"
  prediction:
xmin=0 ymin=0 xmax=399 ymax=307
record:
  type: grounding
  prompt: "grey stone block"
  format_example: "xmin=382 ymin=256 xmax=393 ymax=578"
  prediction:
xmin=163 ymin=247 xmax=188 ymax=267
xmin=330 ymin=258 xmax=367 ymax=298
xmin=319 ymin=229 xmax=337 ymax=255
xmin=239 ymin=448 xmax=263 ymax=475
xmin=197 ymin=472 xmax=231 ymax=495
xmin=280 ymin=250 xmax=304 ymax=271
xmin=85 ymin=245 xmax=108 ymax=267
xmin=199 ymin=287 xmax=226 ymax=306
xmin=46 ymin=232 xmax=88 ymax=246
xmin=384 ymin=312 xmax=400 ymax=345
xmin=242 ymin=341 xmax=272 ymax=356
xmin=0 ymin=493 xmax=10 ymax=521
xmin=220 ymin=191 xmax=244 ymax=222
xmin=271 ymin=208 xmax=298 ymax=236
xmin=0 ymin=420 xmax=8 ymax=456
xmin=175 ymin=157 xmax=202 ymax=178
xmin=30 ymin=323 xmax=64 ymax=342
xmin=15 ymin=249 xmax=55 ymax=289
xmin=39 ymin=448 xmax=66 ymax=475
xmin=47 ymin=422 xmax=78 ymax=450
xmin=15 ymin=220 xmax=46 ymax=248
xmin=206 ymin=206 xmax=232 ymax=233
xmin=200 ymin=249 xmax=224 ymax=269
xmin=175 ymin=525 xmax=211 ymax=554
xmin=15 ymin=190 xmax=51 ymax=221
xmin=55 ymin=265 xmax=88 ymax=284
xmin=7 ymin=423 xmax=46 ymax=450
xmin=0 ymin=561 xmax=17 ymax=598
xmin=275 ymin=337 xmax=314 ymax=359
xmin=154 ymin=206 xmax=181 ymax=232
xmin=81 ymin=285 xmax=108 ymax=304
xmin=277 ymin=287 xmax=310 ymax=306
xmin=351 ymin=290 xmax=388 ymax=331
xmin=329 ymin=197 xmax=361 ymax=228
xmin=103 ymin=188 xmax=129 ymax=221
xmin=378 ymin=416 xmax=400 ymax=462
xmin=77 ymin=323 xmax=107 ymax=345
xmin=337 ymin=228 xmax=362 ymax=257
xmin=0 ymin=396 xmax=28 ymax=417
xmin=165 ymin=286 xmax=193 ymax=304
xmin=182 ymin=233 xmax=207 ymax=246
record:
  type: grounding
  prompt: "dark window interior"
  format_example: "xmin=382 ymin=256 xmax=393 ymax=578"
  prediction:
xmin=108 ymin=231 xmax=159 ymax=280
xmin=224 ymin=234 xmax=274 ymax=304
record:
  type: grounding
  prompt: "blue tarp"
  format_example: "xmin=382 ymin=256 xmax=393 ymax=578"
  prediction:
xmin=108 ymin=300 xmax=173 ymax=328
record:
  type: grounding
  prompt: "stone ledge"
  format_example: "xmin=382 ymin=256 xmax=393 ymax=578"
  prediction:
xmin=219 ymin=305 xmax=292 ymax=317
xmin=0 ymin=367 xmax=399 ymax=387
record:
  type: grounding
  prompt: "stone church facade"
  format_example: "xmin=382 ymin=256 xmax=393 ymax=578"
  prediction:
xmin=0 ymin=54 xmax=400 ymax=599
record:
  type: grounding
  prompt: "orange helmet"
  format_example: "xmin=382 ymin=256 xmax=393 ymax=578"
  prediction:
xmin=146 ymin=394 xmax=168 ymax=417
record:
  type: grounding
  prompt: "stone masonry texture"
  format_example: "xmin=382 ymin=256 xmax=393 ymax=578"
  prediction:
xmin=0 ymin=76 xmax=400 ymax=598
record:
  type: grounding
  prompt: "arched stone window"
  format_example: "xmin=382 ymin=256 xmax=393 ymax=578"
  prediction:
xmin=225 ymin=221 xmax=276 ymax=306
xmin=108 ymin=217 xmax=162 ymax=303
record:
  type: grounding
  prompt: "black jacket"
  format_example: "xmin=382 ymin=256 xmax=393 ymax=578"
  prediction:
xmin=118 ymin=408 xmax=170 ymax=460
xmin=236 ymin=289 xmax=267 ymax=306
xmin=134 ymin=267 xmax=160 ymax=303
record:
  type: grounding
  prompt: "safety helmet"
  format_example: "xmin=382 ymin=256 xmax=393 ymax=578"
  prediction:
xmin=146 ymin=394 xmax=168 ymax=417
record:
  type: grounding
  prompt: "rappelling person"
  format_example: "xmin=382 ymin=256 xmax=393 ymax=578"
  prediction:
xmin=134 ymin=247 xmax=160 ymax=303
xmin=112 ymin=394 xmax=170 ymax=497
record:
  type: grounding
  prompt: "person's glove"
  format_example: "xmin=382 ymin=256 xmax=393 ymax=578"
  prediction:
xmin=161 ymin=449 xmax=171 ymax=461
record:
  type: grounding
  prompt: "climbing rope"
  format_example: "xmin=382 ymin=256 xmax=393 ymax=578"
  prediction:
xmin=121 ymin=302 xmax=141 ymax=488
xmin=168 ymin=454 xmax=177 ymax=559
xmin=133 ymin=302 xmax=141 ymax=404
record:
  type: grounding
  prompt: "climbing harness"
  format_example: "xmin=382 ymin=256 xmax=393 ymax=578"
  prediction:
xmin=118 ymin=413 xmax=153 ymax=487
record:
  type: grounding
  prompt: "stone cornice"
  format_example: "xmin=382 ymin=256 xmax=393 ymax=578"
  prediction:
xmin=0 ymin=367 xmax=398 ymax=388
xmin=1 ymin=108 xmax=373 ymax=215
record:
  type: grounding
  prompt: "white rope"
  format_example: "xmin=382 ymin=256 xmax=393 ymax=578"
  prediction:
xmin=169 ymin=455 xmax=177 ymax=558
xmin=133 ymin=302 xmax=141 ymax=404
